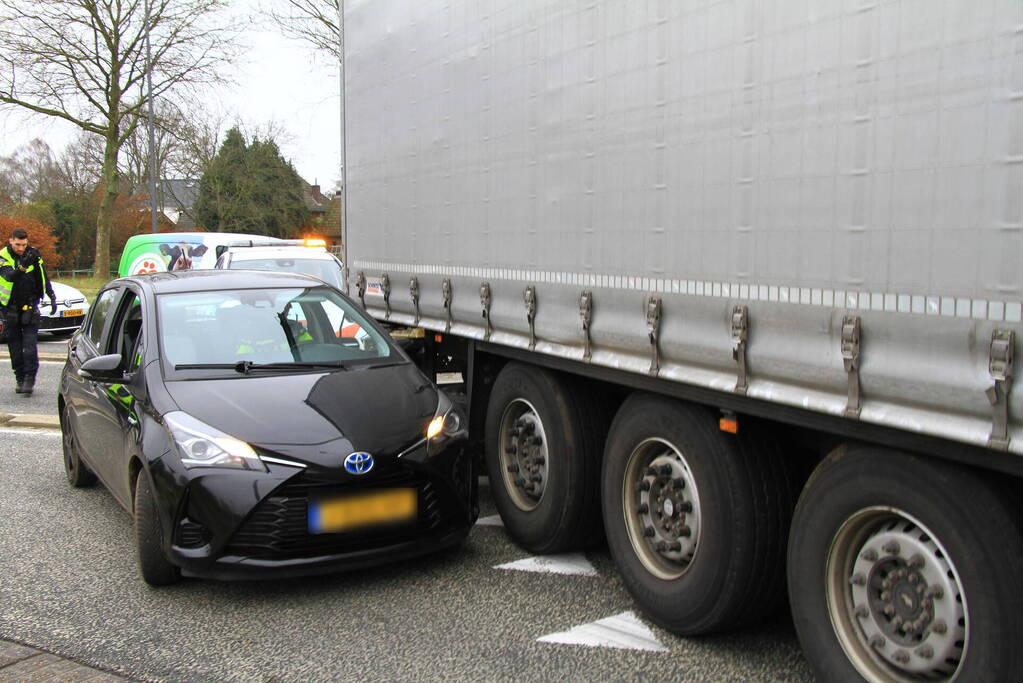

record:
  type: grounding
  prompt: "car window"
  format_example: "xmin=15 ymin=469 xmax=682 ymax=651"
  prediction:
xmin=157 ymin=286 xmax=394 ymax=371
xmin=85 ymin=288 xmax=119 ymax=346
xmin=110 ymin=292 xmax=145 ymax=371
xmin=227 ymin=257 xmax=343 ymax=289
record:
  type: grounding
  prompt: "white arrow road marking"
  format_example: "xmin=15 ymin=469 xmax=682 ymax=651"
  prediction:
xmin=537 ymin=611 xmax=669 ymax=652
xmin=494 ymin=552 xmax=597 ymax=576
xmin=475 ymin=514 xmax=504 ymax=527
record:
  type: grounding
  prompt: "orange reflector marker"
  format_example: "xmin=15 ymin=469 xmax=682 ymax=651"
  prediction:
xmin=719 ymin=416 xmax=738 ymax=434
xmin=435 ymin=334 xmax=443 ymax=343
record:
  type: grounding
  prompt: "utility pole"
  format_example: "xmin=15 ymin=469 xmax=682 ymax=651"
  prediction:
xmin=145 ymin=0 xmax=159 ymax=233
xmin=339 ymin=0 xmax=348 ymax=293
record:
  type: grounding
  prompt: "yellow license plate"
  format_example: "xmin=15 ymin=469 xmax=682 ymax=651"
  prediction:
xmin=62 ymin=309 xmax=83 ymax=317
xmin=309 ymin=488 xmax=417 ymax=533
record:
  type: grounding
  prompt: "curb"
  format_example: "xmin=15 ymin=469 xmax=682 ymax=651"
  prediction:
xmin=0 ymin=412 xmax=60 ymax=429
xmin=0 ymin=352 xmax=67 ymax=362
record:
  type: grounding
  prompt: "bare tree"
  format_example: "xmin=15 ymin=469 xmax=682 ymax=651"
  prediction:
xmin=265 ymin=0 xmax=340 ymax=60
xmin=0 ymin=0 xmax=238 ymax=275
xmin=0 ymin=138 xmax=64 ymax=206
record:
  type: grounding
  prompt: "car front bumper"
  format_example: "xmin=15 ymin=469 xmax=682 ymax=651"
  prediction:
xmin=154 ymin=438 xmax=477 ymax=581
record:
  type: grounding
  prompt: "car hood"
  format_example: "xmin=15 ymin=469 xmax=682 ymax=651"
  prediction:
xmin=163 ymin=362 xmax=438 ymax=459
xmin=51 ymin=281 xmax=88 ymax=305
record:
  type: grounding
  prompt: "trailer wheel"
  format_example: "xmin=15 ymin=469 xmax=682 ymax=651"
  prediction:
xmin=484 ymin=362 xmax=603 ymax=553
xmin=602 ymin=394 xmax=794 ymax=635
xmin=789 ymin=447 xmax=1023 ymax=682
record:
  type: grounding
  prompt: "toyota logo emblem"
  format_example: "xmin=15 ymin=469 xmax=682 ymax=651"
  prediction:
xmin=344 ymin=451 xmax=374 ymax=475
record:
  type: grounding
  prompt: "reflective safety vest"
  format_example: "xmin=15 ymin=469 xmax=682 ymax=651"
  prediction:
xmin=0 ymin=246 xmax=48 ymax=308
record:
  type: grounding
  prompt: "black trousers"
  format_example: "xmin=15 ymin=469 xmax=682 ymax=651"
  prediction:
xmin=4 ymin=307 xmax=40 ymax=384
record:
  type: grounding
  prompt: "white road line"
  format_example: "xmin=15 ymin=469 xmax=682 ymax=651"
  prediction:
xmin=494 ymin=552 xmax=597 ymax=577
xmin=537 ymin=611 xmax=669 ymax=653
xmin=0 ymin=427 xmax=62 ymax=436
xmin=475 ymin=514 xmax=504 ymax=527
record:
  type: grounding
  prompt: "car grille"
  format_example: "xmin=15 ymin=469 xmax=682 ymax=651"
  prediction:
xmin=225 ymin=469 xmax=446 ymax=560
xmin=41 ymin=314 xmax=84 ymax=330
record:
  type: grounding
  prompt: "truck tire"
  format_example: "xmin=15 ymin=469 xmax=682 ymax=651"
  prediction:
xmin=484 ymin=362 xmax=604 ymax=553
xmin=134 ymin=472 xmax=180 ymax=586
xmin=602 ymin=394 xmax=794 ymax=635
xmin=788 ymin=447 xmax=1023 ymax=682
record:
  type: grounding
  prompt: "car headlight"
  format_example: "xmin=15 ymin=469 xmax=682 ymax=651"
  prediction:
xmin=164 ymin=411 xmax=266 ymax=472
xmin=426 ymin=392 xmax=467 ymax=442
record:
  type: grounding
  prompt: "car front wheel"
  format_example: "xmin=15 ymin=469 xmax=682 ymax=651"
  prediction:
xmin=134 ymin=472 xmax=180 ymax=586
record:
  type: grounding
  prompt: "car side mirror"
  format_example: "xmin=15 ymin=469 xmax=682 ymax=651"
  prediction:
xmin=78 ymin=353 xmax=124 ymax=382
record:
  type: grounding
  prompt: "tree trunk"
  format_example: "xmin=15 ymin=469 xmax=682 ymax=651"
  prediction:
xmin=93 ymin=130 xmax=119 ymax=278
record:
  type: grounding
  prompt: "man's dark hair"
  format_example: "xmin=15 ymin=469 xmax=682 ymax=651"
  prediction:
xmin=10 ymin=229 xmax=28 ymax=240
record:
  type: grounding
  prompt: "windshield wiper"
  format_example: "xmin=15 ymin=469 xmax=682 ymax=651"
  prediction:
xmin=175 ymin=360 xmax=345 ymax=373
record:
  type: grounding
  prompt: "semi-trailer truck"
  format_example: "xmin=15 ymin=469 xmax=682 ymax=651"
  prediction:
xmin=340 ymin=1 xmax=1023 ymax=680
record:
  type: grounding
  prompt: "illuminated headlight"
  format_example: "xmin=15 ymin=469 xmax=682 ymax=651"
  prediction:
xmin=426 ymin=392 xmax=467 ymax=442
xmin=164 ymin=411 xmax=266 ymax=472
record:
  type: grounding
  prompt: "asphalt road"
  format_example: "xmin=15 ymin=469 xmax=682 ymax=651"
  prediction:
xmin=0 ymin=362 xmax=813 ymax=682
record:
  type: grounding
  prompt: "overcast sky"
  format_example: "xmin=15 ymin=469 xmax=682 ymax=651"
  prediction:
xmin=0 ymin=5 xmax=343 ymax=191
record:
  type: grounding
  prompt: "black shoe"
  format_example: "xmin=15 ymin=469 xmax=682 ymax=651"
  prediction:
xmin=21 ymin=377 xmax=34 ymax=396
xmin=14 ymin=379 xmax=24 ymax=394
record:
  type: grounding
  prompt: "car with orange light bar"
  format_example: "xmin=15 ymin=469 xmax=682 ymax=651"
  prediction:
xmin=214 ymin=238 xmax=344 ymax=290
xmin=59 ymin=269 xmax=476 ymax=585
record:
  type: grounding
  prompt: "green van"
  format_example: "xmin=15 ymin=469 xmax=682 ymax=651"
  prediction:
xmin=118 ymin=233 xmax=280 ymax=277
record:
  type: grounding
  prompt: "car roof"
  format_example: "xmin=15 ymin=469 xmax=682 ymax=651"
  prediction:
xmin=119 ymin=269 xmax=325 ymax=294
xmin=227 ymin=246 xmax=333 ymax=260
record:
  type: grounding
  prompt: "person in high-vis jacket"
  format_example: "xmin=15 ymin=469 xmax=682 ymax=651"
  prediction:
xmin=1 ymin=229 xmax=57 ymax=395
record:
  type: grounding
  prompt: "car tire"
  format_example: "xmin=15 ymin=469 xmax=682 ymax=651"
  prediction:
xmin=788 ymin=447 xmax=1023 ymax=682
xmin=484 ymin=362 xmax=605 ymax=554
xmin=134 ymin=472 xmax=180 ymax=586
xmin=602 ymin=394 xmax=795 ymax=635
xmin=61 ymin=403 xmax=97 ymax=488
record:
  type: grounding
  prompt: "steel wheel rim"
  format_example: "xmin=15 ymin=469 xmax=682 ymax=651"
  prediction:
xmin=621 ymin=437 xmax=701 ymax=580
xmin=497 ymin=398 xmax=549 ymax=511
xmin=826 ymin=506 xmax=968 ymax=682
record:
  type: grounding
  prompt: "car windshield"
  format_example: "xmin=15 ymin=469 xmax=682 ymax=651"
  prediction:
xmin=227 ymin=257 xmax=343 ymax=289
xmin=157 ymin=286 xmax=394 ymax=372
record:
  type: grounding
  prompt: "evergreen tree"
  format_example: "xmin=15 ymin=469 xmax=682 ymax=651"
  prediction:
xmin=194 ymin=127 xmax=309 ymax=237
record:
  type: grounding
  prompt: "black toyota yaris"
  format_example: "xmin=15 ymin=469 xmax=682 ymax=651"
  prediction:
xmin=59 ymin=270 xmax=476 ymax=585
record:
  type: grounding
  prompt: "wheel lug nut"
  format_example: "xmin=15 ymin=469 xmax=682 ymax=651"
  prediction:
xmin=893 ymin=650 xmax=910 ymax=665
xmin=883 ymin=605 xmax=895 ymax=616
xmin=869 ymin=635 xmax=886 ymax=649
xmin=529 ymin=474 xmax=542 ymax=482
xmin=883 ymin=541 xmax=901 ymax=556
xmin=925 ymin=586 xmax=944 ymax=599
xmin=679 ymin=525 xmax=691 ymax=537
xmin=672 ymin=478 xmax=685 ymax=490
xmin=850 ymin=573 xmax=866 ymax=586
xmin=658 ymin=465 xmax=673 ymax=476
xmin=908 ymin=553 xmax=924 ymax=569
xmin=679 ymin=501 xmax=693 ymax=513
xmin=882 ymin=579 xmax=892 ymax=590
xmin=636 ymin=503 xmax=649 ymax=514
xmin=514 ymin=476 xmax=525 ymax=486
xmin=861 ymin=548 xmax=878 ymax=562
xmin=916 ymin=645 xmax=934 ymax=659
xmin=880 ymin=591 xmax=892 ymax=601
xmin=892 ymin=616 xmax=903 ymax=627
xmin=854 ymin=605 xmax=869 ymax=618
xmin=932 ymin=620 xmax=947 ymax=634
xmin=643 ymin=527 xmax=655 ymax=538
xmin=645 ymin=466 xmax=658 ymax=476
xmin=507 ymin=464 xmax=519 ymax=473
xmin=532 ymin=456 xmax=545 ymax=465
xmin=921 ymin=598 xmax=932 ymax=609
xmin=636 ymin=480 xmax=650 ymax=492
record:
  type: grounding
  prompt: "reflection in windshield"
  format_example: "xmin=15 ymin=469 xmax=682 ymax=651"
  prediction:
xmin=158 ymin=287 xmax=391 ymax=370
